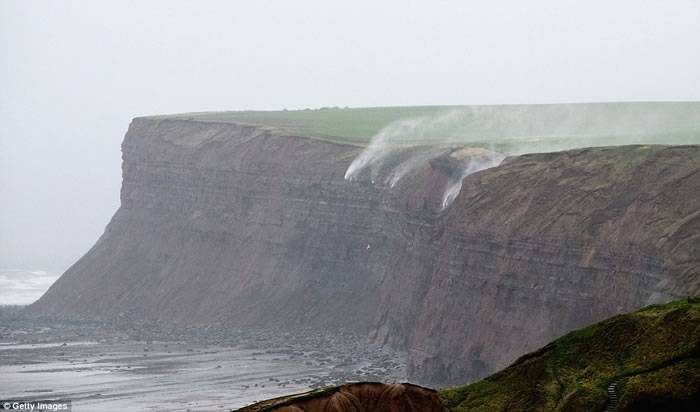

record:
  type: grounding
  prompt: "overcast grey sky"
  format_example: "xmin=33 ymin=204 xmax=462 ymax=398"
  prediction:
xmin=1 ymin=0 xmax=699 ymax=275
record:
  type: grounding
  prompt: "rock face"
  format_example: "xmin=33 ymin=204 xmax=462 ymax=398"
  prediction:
xmin=235 ymin=383 xmax=446 ymax=412
xmin=29 ymin=117 xmax=700 ymax=385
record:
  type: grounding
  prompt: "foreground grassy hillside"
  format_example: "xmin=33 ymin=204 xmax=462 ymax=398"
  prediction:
xmin=439 ymin=298 xmax=700 ymax=412
xmin=158 ymin=102 xmax=700 ymax=150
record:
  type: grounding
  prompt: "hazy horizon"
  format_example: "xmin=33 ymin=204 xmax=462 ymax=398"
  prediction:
xmin=2 ymin=1 xmax=700 ymax=289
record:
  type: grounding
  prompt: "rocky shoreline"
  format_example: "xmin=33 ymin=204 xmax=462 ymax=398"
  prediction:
xmin=0 ymin=306 xmax=406 ymax=410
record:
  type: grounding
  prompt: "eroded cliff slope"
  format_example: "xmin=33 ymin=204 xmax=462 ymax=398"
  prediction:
xmin=29 ymin=116 xmax=700 ymax=385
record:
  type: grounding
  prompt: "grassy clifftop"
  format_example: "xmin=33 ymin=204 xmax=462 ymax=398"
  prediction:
xmin=154 ymin=106 xmax=449 ymax=144
xmin=439 ymin=298 xmax=700 ymax=412
xmin=155 ymin=102 xmax=700 ymax=149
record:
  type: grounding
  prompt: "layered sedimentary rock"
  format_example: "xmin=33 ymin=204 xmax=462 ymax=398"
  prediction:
xmin=396 ymin=146 xmax=700 ymax=384
xmin=29 ymin=117 xmax=700 ymax=385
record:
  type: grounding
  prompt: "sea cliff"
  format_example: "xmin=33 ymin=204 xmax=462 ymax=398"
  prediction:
xmin=29 ymin=115 xmax=700 ymax=385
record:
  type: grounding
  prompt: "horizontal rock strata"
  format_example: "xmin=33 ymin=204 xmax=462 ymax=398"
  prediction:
xmin=29 ymin=117 xmax=700 ymax=385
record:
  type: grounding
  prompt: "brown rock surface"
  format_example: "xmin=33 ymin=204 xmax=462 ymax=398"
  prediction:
xmin=28 ymin=117 xmax=700 ymax=385
xmin=235 ymin=382 xmax=446 ymax=412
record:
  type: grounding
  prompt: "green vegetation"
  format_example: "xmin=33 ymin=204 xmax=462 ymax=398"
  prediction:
xmin=166 ymin=106 xmax=451 ymax=144
xmin=161 ymin=102 xmax=700 ymax=151
xmin=439 ymin=298 xmax=700 ymax=412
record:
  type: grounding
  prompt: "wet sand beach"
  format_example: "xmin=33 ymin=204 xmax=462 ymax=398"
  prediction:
xmin=0 ymin=308 xmax=406 ymax=411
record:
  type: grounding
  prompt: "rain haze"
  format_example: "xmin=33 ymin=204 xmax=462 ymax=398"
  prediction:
xmin=1 ymin=1 xmax=700 ymax=299
xmin=2 ymin=3 xmax=700 ymax=411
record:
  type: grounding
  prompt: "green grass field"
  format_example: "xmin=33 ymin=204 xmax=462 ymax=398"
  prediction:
xmin=167 ymin=106 xmax=451 ymax=144
xmin=163 ymin=102 xmax=700 ymax=152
